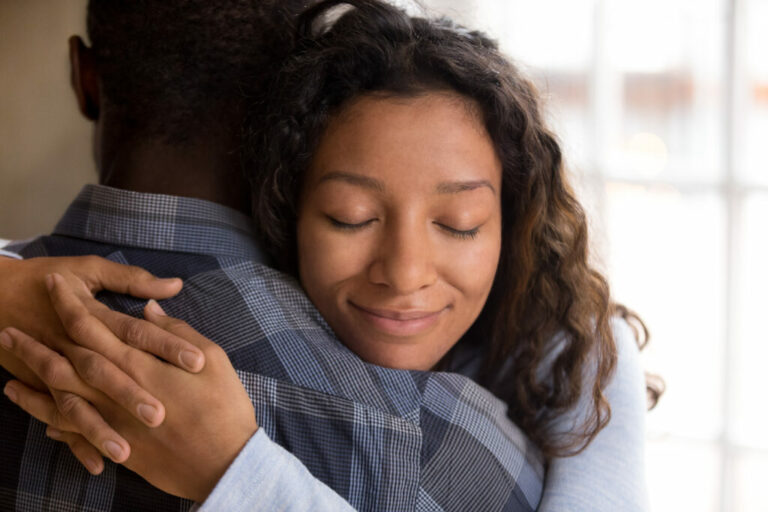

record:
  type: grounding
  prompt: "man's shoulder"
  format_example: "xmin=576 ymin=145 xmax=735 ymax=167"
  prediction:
xmin=11 ymin=233 xmax=263 ymax=280
xmin=417 ymin=372 xmax=545 ymax=511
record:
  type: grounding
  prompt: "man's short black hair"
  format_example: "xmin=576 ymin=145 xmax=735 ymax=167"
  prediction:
xmin=87 ymin=0 xmax=309 ymax=144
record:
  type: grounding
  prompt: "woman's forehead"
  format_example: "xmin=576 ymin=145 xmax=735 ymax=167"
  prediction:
xmin=309 ymin=92 xmax=501 ymax=189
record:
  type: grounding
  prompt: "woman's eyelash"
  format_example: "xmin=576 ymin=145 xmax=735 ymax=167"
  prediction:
xmin=328 ymin=216 xmax=478 ymax=239
xmin=327 ymin=216 xmax=376 ymax=230
xmin=436 ymin=223 xmax=480 ymax=240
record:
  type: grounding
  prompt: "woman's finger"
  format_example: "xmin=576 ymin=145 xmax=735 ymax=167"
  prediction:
xmin=46 ymin=427 xmax=105 ymax=476
xmin=3 ymin=378 xmax=130 ymax=463
xmin=1 ymin=328 xmax=88 ymax=396
xmin=45 ymin=273 xmax=132 ymax=362
xmin=62 ymin=255 xmax=182 ymax=299
xmin=49 ymin=388 xmax=131 ymax=463
xmin=142 ymin=300 xmax=215 ymax=351
xmin=82 ymin=297 xmax=204 ymax=373
xmin=4 ymin=377 xmax=106 ymax=474
xmin=43 ymin=275 xmax=168 ymax=426
xmin=65 ymin=345 xmax=166 ymax=427
xmin=1 ymin=325 xmax=163 ymax=432
xmin=142 ymin=301 xmax=228 ymax=367
xmin=3 ymin=380 xmax=76 ymax=432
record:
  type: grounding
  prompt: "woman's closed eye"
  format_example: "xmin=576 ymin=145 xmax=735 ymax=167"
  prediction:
xmin=325 ymin=214 xmax=482 ymax=240
xmin=327 ymin=215 xmax=378 ymax=231
xmin=434 ymin=222 xmax=480 ymax=240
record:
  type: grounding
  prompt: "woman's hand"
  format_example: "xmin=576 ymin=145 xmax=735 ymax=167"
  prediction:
xmin=0 ymin=256 xmax=205 ymax=428
xmin=2 ymin=275 xmax=259 ymax=502
xmin=1 ymin=334 xmax=129 ymax=474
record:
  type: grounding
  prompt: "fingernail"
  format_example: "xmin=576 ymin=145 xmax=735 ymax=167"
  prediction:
xmin=46 ymin=427 xmax=62 ymax=439
xmin=85 ymin=457 xmax=103 ymax=475
xmin=3 ymin=383 xmax=18 ymax=402
xmin=103 ymin=440 xmax=124 ymax=461
xmin=179 ymin=350 xmax=202 ymax=371
xmin=137 ymin=403 xmax=160 ymax=425
xmin=0 ymin=330 xmax=12 ymax=350
xmin=45 ymin=273 xmax=55 ymax=291
xmin=146 ymin=299 xmax=166 ymax=316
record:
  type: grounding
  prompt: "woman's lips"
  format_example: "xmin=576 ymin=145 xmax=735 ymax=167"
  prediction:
xmin=349 ymin=302 xmax=447 ymax=337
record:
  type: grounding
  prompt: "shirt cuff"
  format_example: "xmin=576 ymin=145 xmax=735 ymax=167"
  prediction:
xmin=194 ymin=428 xmax=355 ymax=512
xmin=0 ymin=249 xmax=22 ymax=260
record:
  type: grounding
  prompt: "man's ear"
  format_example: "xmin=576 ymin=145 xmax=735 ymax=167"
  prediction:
xmin=69 ymin=35 xmax=100 ymax=121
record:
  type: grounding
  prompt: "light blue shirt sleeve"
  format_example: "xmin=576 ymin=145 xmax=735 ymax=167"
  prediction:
xmin=538 ymin=319 xmax=649 ymax=511
xmin=0 ymin=248 xmax=23 ymax=259
xmin=194 ymin=428 xmax=356 ymax=512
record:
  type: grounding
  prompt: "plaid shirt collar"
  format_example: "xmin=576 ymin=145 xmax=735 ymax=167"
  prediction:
xmin=53 ymin=184 xmax=266 ymax=261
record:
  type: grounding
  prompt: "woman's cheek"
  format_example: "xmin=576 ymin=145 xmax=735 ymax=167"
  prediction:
xmin=299 ymin=220 xmax=371 ymax=289
xmin=450 ymin=229 xmax=501 ymax=295
xmin=325 ymin=236 xmax=370 ymax=284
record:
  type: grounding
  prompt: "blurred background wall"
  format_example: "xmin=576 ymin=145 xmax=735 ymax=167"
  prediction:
xmin=2 ymin=1 xmax=767 ymax=511
xmin=0 ymin=0 xmax=91 ymax=241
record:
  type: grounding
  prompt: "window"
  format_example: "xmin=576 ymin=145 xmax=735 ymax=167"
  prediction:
xmin=419 ymin=0 xmax=767 ymax=510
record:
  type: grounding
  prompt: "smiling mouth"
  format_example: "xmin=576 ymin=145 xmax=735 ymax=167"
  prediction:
xmin=349 ymin=302 xmax=448 ymax=337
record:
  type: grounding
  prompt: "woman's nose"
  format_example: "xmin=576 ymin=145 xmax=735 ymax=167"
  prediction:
xmin=368 ymin=222 xmax=438 ymax=294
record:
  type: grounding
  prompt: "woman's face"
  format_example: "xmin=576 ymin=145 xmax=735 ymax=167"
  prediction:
xmin=297 ymin=92 xmax=502 ymax=370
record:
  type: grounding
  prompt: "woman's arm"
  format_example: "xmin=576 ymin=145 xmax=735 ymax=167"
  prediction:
xmin=0 ymin=256 xmax=204 ymax=429
xmin=2 ymin=275 xmax=355 ymax=509
xmin=538 ymin=319 xmax=649 ymax=512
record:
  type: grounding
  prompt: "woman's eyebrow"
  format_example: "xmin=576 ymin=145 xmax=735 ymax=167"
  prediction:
xmin=436 ymin=180 xmax=496 ymax=195
xmin=316 ymin=172 xmax=495 ymax=195
xmin=316 ymin=171 xmax=385 ymax=192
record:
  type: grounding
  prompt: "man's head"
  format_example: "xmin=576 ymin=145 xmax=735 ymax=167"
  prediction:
xmin=71 ymin=0 xmax=309 ymax=198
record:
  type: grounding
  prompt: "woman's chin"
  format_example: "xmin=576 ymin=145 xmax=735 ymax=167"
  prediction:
xmin=341 ymin=334 xmax=444 ymax=371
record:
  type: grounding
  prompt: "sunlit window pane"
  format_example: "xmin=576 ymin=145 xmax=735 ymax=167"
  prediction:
xmin=732 ymin=193 xmax=768 ymax=447
xmin=739 ymin=0 xmax=768 ymax=185
xmin=498 ymin=0 xmax=596 ymax=169
xmin=604 ymin=184 xmax=726 ymax=438
xmin=415 ymin=0 xmax=481 ymax=24
xmin=496 ymin=0 xmax=595 ymax=70
xmin=732 ymin=450 xmax=768 ymax=511
xmin=646 ymin=438 xmax=720 ymax=512
xmin=601 ymin=0 xmax=725 ymax=182
xmin=420 ymin=0 xmax=595 ymax=168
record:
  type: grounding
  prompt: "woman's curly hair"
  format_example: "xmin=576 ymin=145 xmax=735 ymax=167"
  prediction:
xmin=245 ymin=0 xmax=662 ymax=457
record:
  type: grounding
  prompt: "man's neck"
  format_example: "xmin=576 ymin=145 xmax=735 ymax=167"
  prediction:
xmin=99 ymin=140 xmax=251 ymax=215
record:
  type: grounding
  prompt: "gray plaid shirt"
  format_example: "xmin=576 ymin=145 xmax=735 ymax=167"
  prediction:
xmin=1 ymin=185 xmax=544 ymax=511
